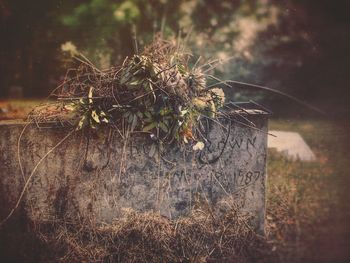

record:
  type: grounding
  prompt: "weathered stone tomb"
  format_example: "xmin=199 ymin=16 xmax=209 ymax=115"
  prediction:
xmin=0 ymin=105 xmax=269 ymax=233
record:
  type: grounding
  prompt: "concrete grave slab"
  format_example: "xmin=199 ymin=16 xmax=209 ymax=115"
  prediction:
xmin=268 ymin=130 xmax=316 ymax=161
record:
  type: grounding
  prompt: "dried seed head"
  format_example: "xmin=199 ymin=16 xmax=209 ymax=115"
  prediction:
xmin=161 ymin=67 xmax=189 ymax=100
xmin=187 ymin=68 xmax=206 ymax=94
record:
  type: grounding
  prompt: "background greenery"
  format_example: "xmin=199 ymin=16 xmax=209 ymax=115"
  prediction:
xmin=1 ymin=0 xmax=349 ymax=116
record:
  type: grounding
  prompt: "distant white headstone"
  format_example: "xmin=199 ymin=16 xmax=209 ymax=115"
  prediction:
xmin=268 ymin=130 xmax=316 ymax=161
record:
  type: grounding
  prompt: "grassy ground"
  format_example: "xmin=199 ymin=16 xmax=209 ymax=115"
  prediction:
xmin=0 ymin=99 xmax=45 ymax=120
xmin=266 ymin=119 xmax=350 ymax=262
xmin=1 ymin=100 xmax=349 ymax=262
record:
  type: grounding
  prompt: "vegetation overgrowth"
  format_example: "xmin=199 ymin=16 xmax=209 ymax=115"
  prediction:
xmin=29 ymin=36 xmax=227 ymax=150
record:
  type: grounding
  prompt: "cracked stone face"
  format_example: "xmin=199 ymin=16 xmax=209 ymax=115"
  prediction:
xmin=0 ymin=113 xmax=268 ymax=233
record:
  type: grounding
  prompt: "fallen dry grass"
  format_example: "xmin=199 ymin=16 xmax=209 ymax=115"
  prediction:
xmin=36 ymin=206 xmax=267 ymax=263
xmin=0 ymin=99 xmax=45 ymax=120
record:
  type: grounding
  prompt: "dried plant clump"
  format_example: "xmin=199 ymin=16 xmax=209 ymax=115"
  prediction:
xmin=29 ymin=36 xmax=225 ymax=148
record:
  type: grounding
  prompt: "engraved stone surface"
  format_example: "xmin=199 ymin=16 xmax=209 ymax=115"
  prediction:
xmin=0 ymin=110 xmax=268 ymax=233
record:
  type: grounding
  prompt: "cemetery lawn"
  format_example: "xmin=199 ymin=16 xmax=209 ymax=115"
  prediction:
xmin=266 ymin=119 xmax=350 ymax=262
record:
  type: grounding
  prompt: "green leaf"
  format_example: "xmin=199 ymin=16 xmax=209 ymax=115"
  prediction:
xmin=76 ymin=115 xmax=87 ymax=131
xmin=64 ymin=103 xmax=76 ymax=111
xmin=136 ymin=111 xmax=143 ymax=119
xmin=144 ymin=81 xmax=152 ymax=91
xmin=170 ymin=56 xmax=176 ymax=66
xmin=100 ymin=111 xmax=109 ymax=123
xmin=88 ymin=87 xmax=94 ymax=104
xmin=123 ymin=111 xmax=131 ymax=118
xmin=120 ymin=72 xmax=131 ymax=85
xmin=177 ymin=64 xmax=186 ymax=75
xmin=180 ymin=109 xmax=188 ymax=116
xmin=183 ymin=136 xmax=188 ymax=144
xmin=131 ymin=114 xmax=138 ymax=131
xmin=149 ymin=144 xmax=156 ymax=157
xmin=91 ymin=110 xmax=100 ymax=123
xmin=128 ymin=77 xmax=143 ymax=86
xmin=150 ymin=65 xmax=159 ymax=77
xmin=163 ymin=119 xmax=169 ymax=126
xmin=142 ymin=122 xmax=156 ymax=132
xmin=159 ymin=107 xmax=166 ymax=116
xmin=144 ymin=111 xmax=152 ymax=118
xmin=128 ymin=113 xmax=134 ymax=123
xmin=90 ymin=121 xmax=97 ymax=129
xmin=132 ymin=68 xmax=143 ymax=76
xmin=159 ymin=122 xmax=168 ymax=133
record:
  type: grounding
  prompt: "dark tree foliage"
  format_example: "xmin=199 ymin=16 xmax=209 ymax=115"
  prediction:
xmin=258 ymin=0 xmax=350 ymax=115
xmin=0 ymin=0 xmax=349 ymax=116
xmin=0 ymin=0 xmax=70 ymax=97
